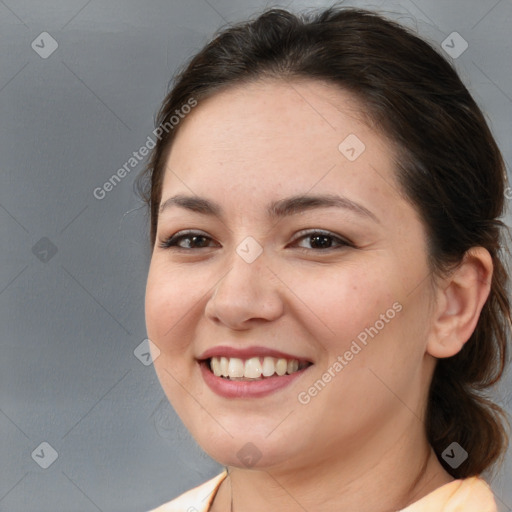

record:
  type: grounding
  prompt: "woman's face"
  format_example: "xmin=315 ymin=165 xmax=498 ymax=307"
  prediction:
xmin=145 ymin=79 xmax=438 ymax=470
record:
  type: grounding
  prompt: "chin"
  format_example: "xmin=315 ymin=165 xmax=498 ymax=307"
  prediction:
xmin=193 ymin=431 xmax=301 ymax=470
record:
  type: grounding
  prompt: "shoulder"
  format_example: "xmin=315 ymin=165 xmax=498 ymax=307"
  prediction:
xmin=398 ymin=475 xmax=497 ymax=512
xmin=147 ymin=470 xmax=228 ymax=512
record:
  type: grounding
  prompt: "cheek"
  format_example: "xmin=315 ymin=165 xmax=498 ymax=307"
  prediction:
xmin=145 ymin=261 xmax=206 ymax=412
xmin=144 ymin=260 xmax=201 ymax=354
xmin=282 ymin=260 xmax=398 ymax=349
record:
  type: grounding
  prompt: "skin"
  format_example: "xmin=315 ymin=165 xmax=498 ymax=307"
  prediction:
xmin=145 ymin=79 xmax=493 ymax=511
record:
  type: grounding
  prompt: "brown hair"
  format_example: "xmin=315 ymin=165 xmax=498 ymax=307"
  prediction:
xmin=136 ymin=6 xmax=511 ymax=479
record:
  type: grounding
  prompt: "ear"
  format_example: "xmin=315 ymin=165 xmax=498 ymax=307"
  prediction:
xmin=426 ymin=247 xmax=493 ymax=359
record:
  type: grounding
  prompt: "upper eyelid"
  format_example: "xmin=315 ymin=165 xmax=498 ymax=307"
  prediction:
xmin=161 ymin=230 xmax=218 ymax=247
xmin=291 ymin=229 xmax=350 ymax=244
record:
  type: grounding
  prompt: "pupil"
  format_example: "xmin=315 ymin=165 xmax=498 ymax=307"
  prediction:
xmin=192 ymin=235 xmax=207 ymax=247
xmin=311 ymin=234 xmax=331 ymax=249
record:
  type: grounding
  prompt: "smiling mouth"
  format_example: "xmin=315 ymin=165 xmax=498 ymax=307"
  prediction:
xmin=203 ymin=356 xmax=313 ymax=381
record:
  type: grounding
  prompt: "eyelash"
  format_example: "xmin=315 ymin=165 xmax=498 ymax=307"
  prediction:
xmin=158 ymin=229 xmax=354 ymax=252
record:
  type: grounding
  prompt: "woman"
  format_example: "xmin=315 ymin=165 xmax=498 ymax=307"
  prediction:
xmin=137 ymin=5 xmax=511 ymax=511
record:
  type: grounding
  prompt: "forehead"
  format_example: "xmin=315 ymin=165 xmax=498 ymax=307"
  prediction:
xmin=169 ymin=78 xmax=370 ymax=154
xmin=161 ymin=79 xmax=398 ymax=217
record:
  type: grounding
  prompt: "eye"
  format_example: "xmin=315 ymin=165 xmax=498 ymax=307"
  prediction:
xmin=290 ymin=229 xmax=353 ymax=251
xmin=158 ymin=230 xmax=219 ymax=250
xmin=158 ymin=229 xmax=354 ymax=252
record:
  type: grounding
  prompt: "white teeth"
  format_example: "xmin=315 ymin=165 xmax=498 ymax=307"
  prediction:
xmin=208 ymin=356 xmax=307 ymax=380
xmin=275 ymin=358 xmax=287 ymax=376
xmin=244 ymin=357 xmax=262 ymax=378
xmin=287 ymin=359 xmax=299 ymax=374
xmin=227 ymin=357 xmax=244 ymax=378
xmin=262 ymin=356 xmax=275 ymax=377
xmin=211 ymin=357 xmax=221 ymax=377
xmin=220 ymin=356 xmax=229 ymax=377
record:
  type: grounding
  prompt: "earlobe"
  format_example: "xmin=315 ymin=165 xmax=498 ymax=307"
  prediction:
xmin=426 ymin=247 xmax=493 ymax=359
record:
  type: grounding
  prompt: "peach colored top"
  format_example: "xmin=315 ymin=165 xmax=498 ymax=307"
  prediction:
xmin=148 ymin=470 xmax=498 ymax=511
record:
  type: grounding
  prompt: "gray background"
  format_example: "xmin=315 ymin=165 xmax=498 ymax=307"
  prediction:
xmin=1 ymin=0 xmax=511 ymax=511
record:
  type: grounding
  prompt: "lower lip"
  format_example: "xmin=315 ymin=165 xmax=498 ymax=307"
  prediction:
xmin=199 ymin=361 xmax=312 ymax=399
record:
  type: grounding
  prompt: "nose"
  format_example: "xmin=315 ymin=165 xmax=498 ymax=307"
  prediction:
xmin=204 ymin=248 xmax=285 ymax=330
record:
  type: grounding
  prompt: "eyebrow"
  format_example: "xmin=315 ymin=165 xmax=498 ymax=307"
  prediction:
xmin=159 ymin=193 xmax=379 ymax=223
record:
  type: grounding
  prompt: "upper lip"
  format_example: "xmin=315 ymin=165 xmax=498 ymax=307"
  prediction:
xmin=197 ymin=345 xmax=313 ymax=363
